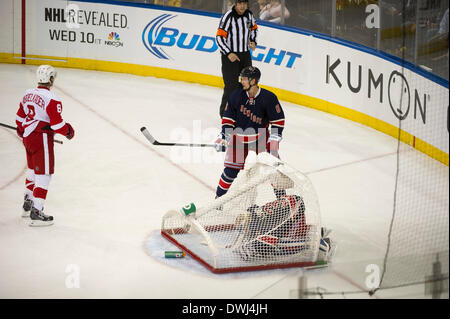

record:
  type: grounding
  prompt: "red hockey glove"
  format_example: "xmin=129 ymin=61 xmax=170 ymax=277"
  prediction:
xmin=16 ymin=126 xmax=24 ymax=138
xmin=65 ymin=123 xmax=75 ymax=140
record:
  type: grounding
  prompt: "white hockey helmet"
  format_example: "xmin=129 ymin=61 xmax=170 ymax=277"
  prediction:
xmin=36 ymin=65 xmax=57 ymax=84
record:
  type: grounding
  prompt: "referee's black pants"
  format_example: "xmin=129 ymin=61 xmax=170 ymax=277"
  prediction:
xmin=219 ymin=51 xmax=252 ymax=118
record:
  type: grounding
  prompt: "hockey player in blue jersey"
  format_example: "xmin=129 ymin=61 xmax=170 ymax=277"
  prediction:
xmin=214 ymin=66 xmax=285 ymax=198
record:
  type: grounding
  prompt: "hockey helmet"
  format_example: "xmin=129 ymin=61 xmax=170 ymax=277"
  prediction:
xmin=37 ymin=65 xmax=57 ymax=84
xmin=240 ymin=66 xmax=261 ymax=84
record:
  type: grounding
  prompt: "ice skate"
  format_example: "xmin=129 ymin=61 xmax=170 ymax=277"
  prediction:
xmin=29 ymin=207 xmax=54 ymax=227
xmin=22 ymin=195 xmax=33 ymax=218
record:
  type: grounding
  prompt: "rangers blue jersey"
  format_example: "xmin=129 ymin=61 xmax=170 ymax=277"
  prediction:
xmin=221 ymin=87 xmax=285 ymax=142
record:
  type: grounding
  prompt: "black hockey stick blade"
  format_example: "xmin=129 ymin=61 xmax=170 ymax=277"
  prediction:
xmin=1 ymin=122 xmax=63 ymax=144
xmin=140 ymin=126 xmax=216 ymax=148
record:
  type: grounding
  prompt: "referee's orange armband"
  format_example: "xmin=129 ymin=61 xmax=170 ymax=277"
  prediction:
xmin=216 ymin=28 xmax=228 ymax=38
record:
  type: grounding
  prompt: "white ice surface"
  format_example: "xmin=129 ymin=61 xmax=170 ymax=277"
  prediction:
xmin=0 ymin=64 xmax=447 ymax=299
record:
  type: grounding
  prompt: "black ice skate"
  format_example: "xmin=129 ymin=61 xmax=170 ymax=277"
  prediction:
xmin=29 ymin=207 xmax=54 ymax=227
xmin=22 ymin=195 xmax=33 ymax=218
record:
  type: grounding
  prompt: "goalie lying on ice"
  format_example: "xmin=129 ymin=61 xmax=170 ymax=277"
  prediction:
xmin=233 ymin=193 xmax=333 ymax=263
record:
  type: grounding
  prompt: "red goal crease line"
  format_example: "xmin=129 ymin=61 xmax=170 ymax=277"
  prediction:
xmin=161 ymin=230 xmax=322 ymax=274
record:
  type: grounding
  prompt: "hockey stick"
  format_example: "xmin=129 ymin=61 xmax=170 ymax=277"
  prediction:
xmin=0 ymin=122 xmax=63 ymax=144
xmin=140 ymin=126 xmax=216 ymax=148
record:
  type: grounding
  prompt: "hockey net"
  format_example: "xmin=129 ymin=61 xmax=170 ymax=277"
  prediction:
xmin=161 ymin=153 xmax=326 ymax=273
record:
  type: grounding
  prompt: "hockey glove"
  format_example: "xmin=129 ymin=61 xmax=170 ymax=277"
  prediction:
xmin=65 ymin=123 xmax=75 ymax=140
xmin=16 ymin=126 xmax=24 ymax=138
xmin=267 ymin=134 xmax=282 ymax=157
xmin=214 ymin=132 xmax=231 ymax=152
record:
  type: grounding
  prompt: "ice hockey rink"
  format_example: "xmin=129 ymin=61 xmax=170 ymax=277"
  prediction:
xmin=0 ymin=63 xmax=447 ymax=299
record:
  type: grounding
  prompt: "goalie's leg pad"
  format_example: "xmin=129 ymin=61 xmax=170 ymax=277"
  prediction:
xmin=321 ymin=227 xmax=332 ymax=238
xmin=317 ymin=237 xmax=332 ymax=262
xmin=319 ymin=238 xmax=329 ymax=252
xmin=257 ymin=235 xmax=278 ymax=246
xmin=237 ymin=242 xmax=257 ymax=261
xmin=238 ymin=235 xmax=281 ymax=260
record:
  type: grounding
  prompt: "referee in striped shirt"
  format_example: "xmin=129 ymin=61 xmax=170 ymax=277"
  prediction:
xmin=216 ymin=0 xmax=258 ymax=118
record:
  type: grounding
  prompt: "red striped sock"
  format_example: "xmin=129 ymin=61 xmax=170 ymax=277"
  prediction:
xmin=25 ymin=179 xmax=34 ymax=193
xmin=33 ymin=187 xmax=48 ymax=201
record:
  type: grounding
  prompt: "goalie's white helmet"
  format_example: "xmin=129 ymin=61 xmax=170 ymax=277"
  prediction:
xmin=36 ymin=65 xmax=57 ymax=84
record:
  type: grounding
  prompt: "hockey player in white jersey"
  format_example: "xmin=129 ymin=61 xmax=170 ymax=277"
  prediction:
xmin=15 ymin=65 xmax=75 ymax=226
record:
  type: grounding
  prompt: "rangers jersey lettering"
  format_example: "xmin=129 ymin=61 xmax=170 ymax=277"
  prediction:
xmin=222 ymin=87 xmax=285 ymax=142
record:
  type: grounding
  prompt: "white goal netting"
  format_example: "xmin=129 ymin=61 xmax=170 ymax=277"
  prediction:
xmin=161 ymin=153 xmax=326 ymax=273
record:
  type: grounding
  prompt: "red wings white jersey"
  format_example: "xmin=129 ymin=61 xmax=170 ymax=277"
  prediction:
xmin=16 ymin=86 xmax=68 ymax=138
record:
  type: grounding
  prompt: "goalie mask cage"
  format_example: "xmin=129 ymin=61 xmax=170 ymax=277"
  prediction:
xmin=161 ymin=153 xmax=324 ymax=274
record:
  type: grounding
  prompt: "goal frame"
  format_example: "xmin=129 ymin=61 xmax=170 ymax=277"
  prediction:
xmin=160 ymin=153 xmax=326 ymax=274
xmin=161 ymin=230 xmax=323 ymax=274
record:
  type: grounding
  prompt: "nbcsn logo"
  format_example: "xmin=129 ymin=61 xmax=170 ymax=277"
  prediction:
xmin=105 ymin=32 xmax=123 ymax=47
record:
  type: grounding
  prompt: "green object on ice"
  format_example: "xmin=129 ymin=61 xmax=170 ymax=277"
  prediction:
xmin=181 ymin=203 xmax=196 ymax=216
xmin=165 ymin=251 xmax=186 ymax=258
